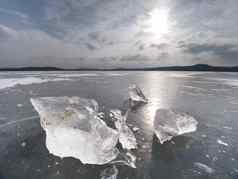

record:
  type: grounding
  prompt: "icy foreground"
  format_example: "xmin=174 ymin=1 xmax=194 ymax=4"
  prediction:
xmin=110 ymin=109 xmax=137 ymax=150
xmin=30 ymin=97 xmax=119 ymax=165
xmin=129 ymin=85 xmax=148 ymax=107
xmin=153 ymin=109 xmax=198 ymax=144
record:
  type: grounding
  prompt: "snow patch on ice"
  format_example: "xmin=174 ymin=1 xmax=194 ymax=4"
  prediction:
xmin=0 ymin=77 xmax=72 ymax=90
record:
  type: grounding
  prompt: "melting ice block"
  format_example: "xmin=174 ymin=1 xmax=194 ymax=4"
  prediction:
xmin=129 ymin=84 xmax=148 ymax=107
xmin=153 ymin=109 xmax=198 ymax=144
xmin=110 ymin=109 xmax=137 ymax=150
xmin=30 ymin=97 xmax=119 ymax=165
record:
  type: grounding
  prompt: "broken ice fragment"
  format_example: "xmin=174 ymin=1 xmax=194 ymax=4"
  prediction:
xmin=30 ymin=96 xmax=119 ymax=165
xmin=110 ymin=109 xmax=137 ymax=150
xmin=194 ymin=162 xmax=214 ymax=174
xmin=153 ymin=109 xmax=198 ymax=144
xmin=100 ymin=165 xmax=119 ymax=179
xmin=129 ymin=84 xmax=148 ymax=107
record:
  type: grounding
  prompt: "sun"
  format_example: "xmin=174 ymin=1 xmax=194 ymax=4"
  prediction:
xmin=144 ymin=8 xmax=170 ymax=36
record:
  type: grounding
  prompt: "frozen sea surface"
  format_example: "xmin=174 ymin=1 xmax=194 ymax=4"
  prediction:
xmin=0 ymin=71 xmax=238 ymax=179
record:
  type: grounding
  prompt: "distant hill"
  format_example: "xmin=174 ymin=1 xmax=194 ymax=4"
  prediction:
xmin=1 ymin=64 xmax=238 ymax=72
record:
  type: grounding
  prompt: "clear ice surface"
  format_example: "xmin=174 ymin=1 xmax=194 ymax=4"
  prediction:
xmin=30 ymin=96 xmax=119 ymax=165
xmin=153 ymin=109 xmax=198 ymax=144
xmin=110 ymin=109 xmax=137 ymax=150
xmin=129 ymin=84 xmax=148 ymax=106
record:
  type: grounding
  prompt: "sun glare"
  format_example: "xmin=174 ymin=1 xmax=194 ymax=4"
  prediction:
xmin=144 ymin=8 xmax=170 ymax=36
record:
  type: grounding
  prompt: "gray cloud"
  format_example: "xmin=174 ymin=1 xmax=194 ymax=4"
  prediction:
xmin=0 ymin=8 xmax=29 ymax=19
xmin=1 ymin=0 xmax=238 ymax=67
xmin=85 ymin=43 xmax=97 ymax=51
xmin=43 ymin=0 xmax=157 ymax=37
xmin=183 ymin=43 xmax=238 ymax=59
xmin=120 ymin=54 xmax=148 ymax=62
xmin=0 ymin=24 xmax=16 ymax=41
xmin=139 ymin=44 xmax=145 ymax=51
xmin=150 ymin=43 xmax=168 ymax=50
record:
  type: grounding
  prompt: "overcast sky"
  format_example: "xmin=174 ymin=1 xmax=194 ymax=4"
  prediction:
xmin=0 ymin=0 xmax=238 ymax=68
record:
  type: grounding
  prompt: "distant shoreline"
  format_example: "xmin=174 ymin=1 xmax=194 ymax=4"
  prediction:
xmin=1 ymin=64 xmax=238 ymax=72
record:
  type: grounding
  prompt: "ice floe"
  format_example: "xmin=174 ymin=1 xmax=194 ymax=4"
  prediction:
xmin=153 ymin=109 xmax=198 ymax=144
xmin=110 ymin=109 xmax=137 ymax=150
xmin=31 ymin=96 xmax=119 ymax=165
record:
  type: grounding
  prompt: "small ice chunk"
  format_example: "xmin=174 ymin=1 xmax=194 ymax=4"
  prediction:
xmin=17 ymin=104 xmax=23 ymax=108
xmin=132 ymin=127 xmax=140 ymax=132
xmin=31 ymin=97 xmax=119 ymax=165
xmin=129 ymin=84 xmax=148 ymax=106
xmin=217 ymin=139 xmax=229 ymax=146
xmin=194 ymin=162 xmax=214 ymax=174
xmin=100 ymin=165 xmax=118 ymax=179
xmin=153 ymin=109 xmax=198 ymax=144
xmin=110 ymin=109 xmax=137 ymax=150
xmin=21 ymin=142 xmax=26 ymax=147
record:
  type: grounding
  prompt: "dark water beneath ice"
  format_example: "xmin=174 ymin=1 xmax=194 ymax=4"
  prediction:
xmin=0 ymin=71 xmax=238 ymax=179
